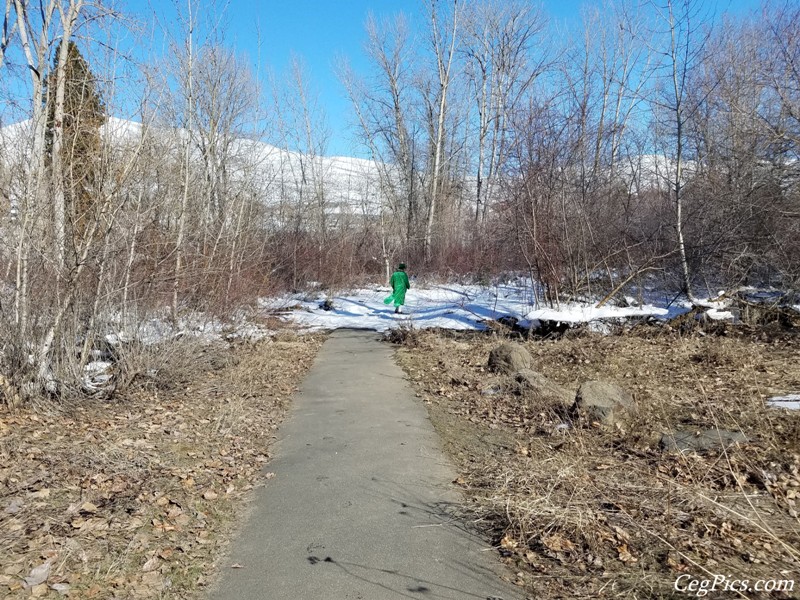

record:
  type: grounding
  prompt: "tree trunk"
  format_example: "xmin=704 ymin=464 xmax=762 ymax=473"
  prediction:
xmin=173 ymin=0 xmax=195 ymax=324
xmin=50 ymin=0 xmax=85 ymax=271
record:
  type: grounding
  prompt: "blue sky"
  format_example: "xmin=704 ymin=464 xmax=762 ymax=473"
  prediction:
xmin=245 ymin=0 xmax=424 ymax=156
xmin=116 ymin=0 xmax=763 ymax=157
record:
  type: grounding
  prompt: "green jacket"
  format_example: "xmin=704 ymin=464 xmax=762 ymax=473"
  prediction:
xmin=389 ymin=270 xmax=410 ymax=305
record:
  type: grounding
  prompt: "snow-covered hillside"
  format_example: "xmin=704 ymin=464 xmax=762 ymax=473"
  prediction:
xmin=1 ymin=117 xmax=698 ymax=220
xmin=0 ymin=116 xmax=387 ymax=217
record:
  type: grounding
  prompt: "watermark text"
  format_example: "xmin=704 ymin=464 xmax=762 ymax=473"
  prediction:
xmin=675 ymin=574 xmax=795 ymax=597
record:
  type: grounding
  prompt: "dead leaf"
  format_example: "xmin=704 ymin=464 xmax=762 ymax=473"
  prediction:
xmin=142 ymin=557 xmax=160 ymax=573
xmin=612 ymin=525 xmax=631 ymax=542
xmin=110 ymin=479 xmax=128 ymax=493
xmin=167 ymin=506 xmax=183 ymax=519
xmin=542 ymin=534 xmax=575 ymax=553
xmin=80 ymin=501 xmax=98 ymax=514
xmin=158 ymin=548 xmax=175 ymax=560
xmin=4 ymin=497 xmax=23 ymax=514
xmin=8 ymin=580 xmax=24 ymax=592
xmin=29 ymin=489 xmax=50 ymax=499
xmin=5 ymin=517 xmax=23 ymax=532
xmin=618 ymin=544 xmax=638 ymax=564
xmin=203 ymin=490 xmax=218 ymax=500
xmin=500 ymin=535 xmax=519 ymax=549
xmin=666 ymin=553 xmax=687 ymax=572
xmin=51 ymin=582 xmax=71 ymax=595
xmin=151 ymin=519 xmax=175 ymax=532
xmin=140 ymin=571 xmax=161 ymax=587
xmin=3 ymin=563 xmax=24 ymax=576
xmin=24 ymin=561 xmax=51 ymax=588
xmin=31 ymin=583 xmax=48 ymax=597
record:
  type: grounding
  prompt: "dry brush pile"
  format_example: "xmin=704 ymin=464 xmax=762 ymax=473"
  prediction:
xmin=0 ymin=333 xmax=323 ymax=599
xmin=396 ymin=327 xmax=800 ymax=598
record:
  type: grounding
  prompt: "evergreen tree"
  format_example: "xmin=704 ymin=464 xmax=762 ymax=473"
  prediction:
xmin=45 ymin=41 xmax=105 ymax=241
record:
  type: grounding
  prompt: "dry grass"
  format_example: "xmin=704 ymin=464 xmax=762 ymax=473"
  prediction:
xmin=0 ymin=332 xmax=324 ymax=599
xmin=396 ymin=327 xmax=800 ymax=598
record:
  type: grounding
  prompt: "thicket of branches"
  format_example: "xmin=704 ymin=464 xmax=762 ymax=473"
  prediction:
xmin=341 ymin=0 xmax=800 ymax=303
xmin=0 ymin=0 xmax=799 ymax=401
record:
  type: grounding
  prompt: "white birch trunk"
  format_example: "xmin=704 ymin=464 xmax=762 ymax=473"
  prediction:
xmin=173 ymin=0 xmax=195 ymax=323
xmin=424 ymin=0 xmax=459 ymax=264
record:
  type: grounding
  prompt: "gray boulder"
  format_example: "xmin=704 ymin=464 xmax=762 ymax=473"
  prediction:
xmin=487 ymin=343 xmax=532 ymax=374
xmin=660 ymin=429 xmax=747 ymax=452
xmin=572 ymin=380 xmax=635 ymax=426
xmin=515 ymin=369 xmax=574 ymax=408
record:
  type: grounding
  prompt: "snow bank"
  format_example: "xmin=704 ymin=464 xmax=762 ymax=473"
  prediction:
xmin=262 ymin=284 xmax=671 ymax=333
xmin=525 ymin=304 xmax=668 ymax=324
xmin=98 ymin=309 xmax=275 ymax=350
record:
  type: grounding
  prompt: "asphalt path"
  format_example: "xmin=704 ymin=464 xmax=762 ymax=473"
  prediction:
xmin=209 ymin=329 xmax=523 ymax=600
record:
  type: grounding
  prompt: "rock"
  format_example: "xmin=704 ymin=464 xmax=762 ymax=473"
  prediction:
xmin=514 ymin=369 xmax=573 ymax=407
xmin=660 ymin=429 xmax=748 ymax=452
xmin=488 ymin=343 xmax=532 ymax=374
xmin=497 ymin=316 xmax=519 ymax=328
xmin=572 ymin=380 xmax=635 ymax=425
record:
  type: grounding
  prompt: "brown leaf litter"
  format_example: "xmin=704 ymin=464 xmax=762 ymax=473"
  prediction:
xmin=0 ymin=332 xmax=323 ymax=599
xmin=396 ymin=327 xmax=800 ymax=598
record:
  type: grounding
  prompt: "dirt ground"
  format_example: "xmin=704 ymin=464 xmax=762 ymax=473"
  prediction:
xmin=395 ymin=325 xmax=800 ymax=599
xmin=0 ymin=332 xmax=323 ymax=599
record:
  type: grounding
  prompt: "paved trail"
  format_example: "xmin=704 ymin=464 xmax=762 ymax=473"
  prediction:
xmin=210 ymin=329 xmax=522 ymax=600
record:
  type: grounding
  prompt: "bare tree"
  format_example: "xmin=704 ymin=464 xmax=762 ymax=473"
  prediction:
xmin=11 ymin=0 xmax=59 ymax=339
xmin=48 ymin=0 xmax=85 ymax=270
xmin=462 ymin=0 xmax=546 ymax=224
xmin=646 ymin=0 xmax=713 ymax=300
xmin=337 ymin=13 xmax=419 ymax=277
xmin=421 ymin=0 xmax=461 ymax=264
xmin=339 ymin=13 xmax=420 ymax=252
xmin=271 ymin=55 xmax=331 ymax=287
xmin=0 ymin=0 xmax=16 ymax=70
xmin=171 ymin=0 xmax=196 ymax=321
xmin=193 ymin=45 xmax=263 ymax=282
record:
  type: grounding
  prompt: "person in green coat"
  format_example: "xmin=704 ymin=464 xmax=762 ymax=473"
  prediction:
xmin=388 ymin=263 xmax=411 ymax=313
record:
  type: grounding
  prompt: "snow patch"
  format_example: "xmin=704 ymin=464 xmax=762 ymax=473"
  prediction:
xmin=264 ymin=284 xmax=671 ymax=333
xmin=705 ymin=308 xmax=735 ymax=321
xmin=83 ymin=361 xmax=113 ymax=391
xmin=85 ymin=360 xmax=112 ymax=373
xmin=525 ymin=304 xmax=668 ymax=324
xmin=693 ymin=296 xmax=732 ymax=310
xmin=767 ymin=394 xmax=800 ymax=411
